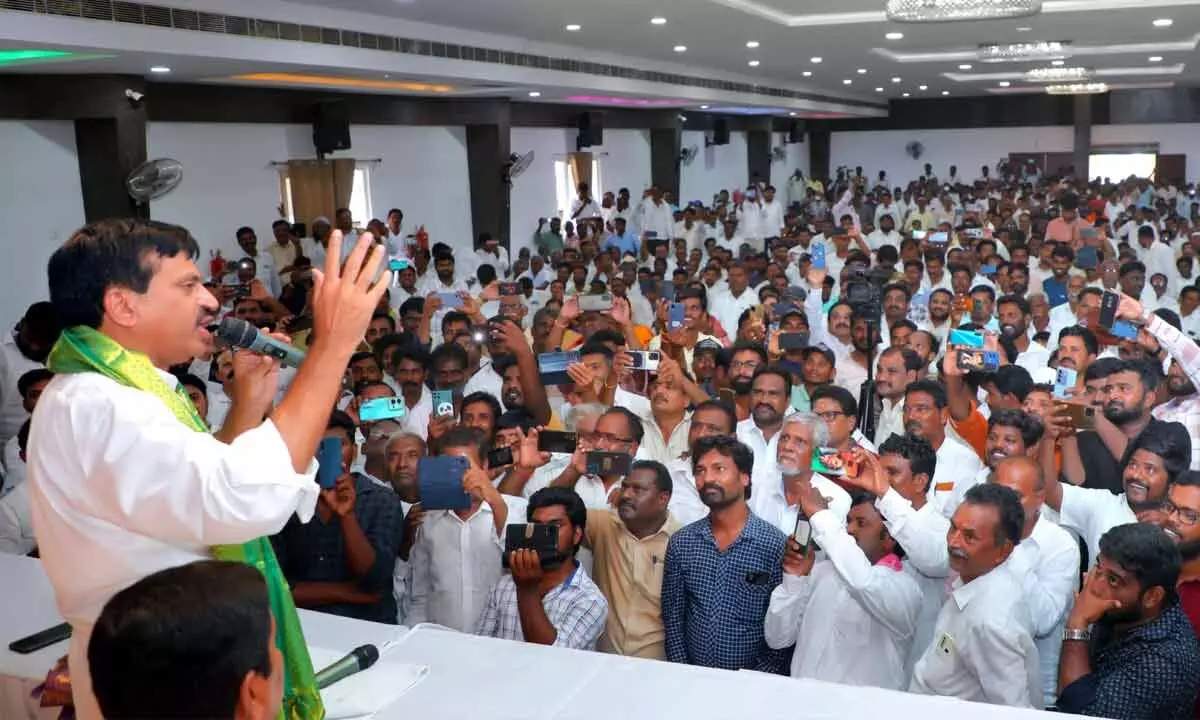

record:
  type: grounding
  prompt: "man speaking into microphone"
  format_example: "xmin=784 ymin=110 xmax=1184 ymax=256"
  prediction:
xmin=27 ymin=219 xmax=390 ymax=720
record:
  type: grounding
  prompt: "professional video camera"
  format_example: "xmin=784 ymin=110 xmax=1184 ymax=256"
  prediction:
xmin=841 ymin=266 xmax=893 ymax=320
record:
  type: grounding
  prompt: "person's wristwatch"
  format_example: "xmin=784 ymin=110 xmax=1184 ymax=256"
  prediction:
xmin=1062 ymin=626 xmax=1092 ymax=642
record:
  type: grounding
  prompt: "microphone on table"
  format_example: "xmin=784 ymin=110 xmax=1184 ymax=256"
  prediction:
xmin=216 ymin=317 xmax=306 ymax=368
xmin=314 ymin=644 xmax=380 ymax=689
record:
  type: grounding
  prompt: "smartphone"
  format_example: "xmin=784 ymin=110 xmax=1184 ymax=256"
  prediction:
xmin=1055 ymin=401 xmax=1097 ymax=430
xmin=8 ymin=622 xmax=71 ymax=655
xmin=1112 ymin=320 xmax=1139 ymax=340
xmin=779 ymin=332 xmax=810 ymax=350
xmin=911 ymin=229 xmax=927 ymax=240
xmin=972 ymin=299 xmax=985 ymax=316
xmin=499 ymin=281 xmax=520 ymax=297
xmin=948 ymin=329 xmax=984 ymax=348
xmin=1099 ymin=291 xmax=1120 ymax=330
xmin=538 ymin=430 xmax=579 ymax=454
xmin=578 ymin=293 xmax=614 ymax=312
xmin=627 ymin=350 xmax=662 ymax=371
xmin=502 ymin=523 xmax=560 ymax=569
xmin=537 ymin=351 xmax=580 ymax=386
xmin=667 ymin=303 xmax=686 ymax=331
xmin=315 ymin=437 xmax=343 ymax=490
xmin=1080 ymin=227 xmax=1098 ymax=241
xmin=979 ymin=264 xmax=997 ymax=276
xmin=811 ymin=242 xmax=826 ymax=271
xmin=233 ymin=284 xmax=251 ymax=299
xmin=1054 ymin=368 xmax=1078 ymax=399
xmin=432 ymin=389 xmax=456 ymax=418
xmin=956 ymin=349 xmax=1000 ymax=373
xmin=644 ymin=231 xmax=658 ymax=239
xmin=964 ymin=228 xmax=984 ymax=240
xmin=659 ymin=283 xmax=677 ymax=303
xmin=586 ymin=451 xmax=632 ymax=476
xmin=437 ymin=292 xmax=464 ymax=309
xmin=638 ymin=278 xmax=659 ymax=297
xmin=791 ymin=513 xmax=812 ymax=555
xmin=1076 ymin=247 xmax=1099 ymax=270
xmin=929 ymin=231 xmax=949 ymax=244
xmin=486 ymin=446 xmax=514 ymax=468
xmin=388 ymin=258 xmax=410 ymax=272
xmin=417 ymin=456 xmax=471 ymax=510
xmin=358 ymin=396 xmax=407 ymax=422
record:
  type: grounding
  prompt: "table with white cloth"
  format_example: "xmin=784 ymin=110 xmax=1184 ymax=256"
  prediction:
xmin=0 ymin=553 xmax=1073 ymax=719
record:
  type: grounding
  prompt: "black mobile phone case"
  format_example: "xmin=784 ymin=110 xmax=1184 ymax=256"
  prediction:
xmin=502 ymin=524 xmax=559 ymax=569
xmin=9 ymin=622 xmax=71 ymax=654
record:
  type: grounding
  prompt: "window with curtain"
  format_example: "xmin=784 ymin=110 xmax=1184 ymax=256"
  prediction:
xmin=554 ymin=153 xmax=603 ymax=221
xmin=278 ymin=159 xmax=374 ymax=227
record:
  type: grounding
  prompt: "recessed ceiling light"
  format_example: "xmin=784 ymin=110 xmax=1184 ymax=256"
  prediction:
xmin=673 ymin=45 xmax=687 ymax=52
xmin=885 ymin=32 xmax=904 ymax=40
xmin=891 ymin=76 xmax=901 ymax=83
xmin=789 ymin=111 xmax=797 ymax=116
xmin=875 ymin=87 xmax=884 ymax=92
xmin=958 ymin=64 xmax=973 ymax=70
xmin=1149 ymin=55 xmax=1164 ymax=62
xmin=918 ymin=84 xmax=928 ymax=90
xmin=1016 ymin=26 xmax=1032 ymax=32
xmin=746 ymin=41 xmax=760 ymax=48
xmin=700 ymin=105 xmax=709 ymax=109
xmin=650 ymin=16 xmax=667 ymax=25
xmin=149 ymin=65 xmax=171 ymax=73
xmin=811 ymin=57 xmax=822 ymax=63
xmin=941 ymin=90 xmax=950 ymax=96
xmin=857 ymin=68 xmax=867 ymax=74
xmin=999 ymin=81 xmax=1011 ymax=87
xmin=1051 ymin=59 xmax=1065 ymax=66
xmin=1153 ymin=18 xmax=1173 ymax=27
xmin=902 ymin=92 xmax=911 ymax=97
xmin=802 ymin=71 xmax=812 ymax=77
xmin=748 ymin=60 xmax=760 ymax=67
xmin=565 ymin=24 xmax=581 ymax=31
xmin=843 ymin=79 xmax=852 ymax=85
xmin=528 ymin=91 xmax=541 ymax=97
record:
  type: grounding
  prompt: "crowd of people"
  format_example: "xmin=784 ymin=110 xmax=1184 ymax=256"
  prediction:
xmin=8 ymin=160 xmax=1200 ymax=718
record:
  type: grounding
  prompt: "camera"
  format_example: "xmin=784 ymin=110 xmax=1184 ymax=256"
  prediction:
xmin=841 ymin=266 xmax=891 ymax=319
xmin=124 ymin=88 xmax=145 ymax=107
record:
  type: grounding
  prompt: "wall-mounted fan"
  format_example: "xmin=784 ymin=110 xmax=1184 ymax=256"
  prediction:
xmin=771 ymin=146 xmax=787 ymax=162
xmin=126 ymin=158 xmax=183 ymax=202
xmin=905 ymin=141 xmax=925 ymax=160
xmin=678 ymin=145 xmax=699 ymax=167
xmin=503 ymin=150 xmax=534 ymax=185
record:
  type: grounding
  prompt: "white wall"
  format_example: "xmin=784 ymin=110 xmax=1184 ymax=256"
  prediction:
xmin=769 ymin=132 xmax=809 ymax=189
xmin=507 ymin=127 xmax=652 ymax=256
xmin=149 ymin=122 xmax=473 ymax=260
xmin=0 ymin=121 xmax=86 ymax=330
xmin=830 ymin=126 xmax=1075 ymax=187
xmin=679 ymin=130 xmax=748 ymax=205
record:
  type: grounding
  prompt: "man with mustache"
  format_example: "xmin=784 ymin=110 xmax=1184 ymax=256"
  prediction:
xmin=922 ymin=288 xmax=954 ymax=347
xmin=902 ymin=379 xmax=984 ymax=517
xmin=909 ymin=483 xmax=1041 ymax=707
xmin=636 ymin=359 xmax=693 ymax=465
xmin=997 ymin=295 xmax=1050 ymax=372
xmin=736 ymin=366 xmax=797 ymax=493
xmin=727 ymin=343 xmax=768 ymax=422
xmin=750 ymin=412 xmax=851 ymax=536
xmin=1057 ymin=523 xmax=1200 ymax=719
xmin=833 ymin=312 xmax=876 ymax=399
xmin=1046 ymin=421 xmax=1192 ymax=565
xmin=662 ymin=436 xmax=789 ymax=674
xmin=665 ymin=400 xmax=737 ymax=526
xmin=583 ymin=460 xmax=679 ymax=659
xmin=872 ymin=347 xmax=921 ymax=448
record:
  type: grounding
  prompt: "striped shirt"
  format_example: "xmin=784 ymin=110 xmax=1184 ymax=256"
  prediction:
xmin=475 ymin=561 xmax=608 ymax=650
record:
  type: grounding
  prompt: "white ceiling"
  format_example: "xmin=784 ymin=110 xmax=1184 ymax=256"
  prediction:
xmin=286 ymin=0 xmax=1200 ymax=99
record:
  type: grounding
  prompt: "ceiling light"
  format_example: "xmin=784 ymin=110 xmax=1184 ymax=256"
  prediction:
xmin=1050 ymin=59 xmax=1065 ymax=66
xmin=942 ymin=90 xmax=950 ymax=95
xmin=1025 ymin=66 xmax=1092 ymax=82
xmin=919 ymin=84 xmax=928 ymax=90
xmin=811 ymin=57 xmax=823 ymax=63
xmin=843 ymin=79 xmax=852 ymax=85
xmin=978 ymin=41 xmax=1071 ymax=63
xmin=875 ymin=87 xmax=884 ymax=92
xmin=673 ymin=45 xmax=687 ymax=52
xmin=565 ymin=24 xmax=581 ymax=31
xmin=746 ymin=41 xmax=760 ymax=48
xmin=748 ymin=60 xmax=760 ymax=67
xmin=1046 ymin=82 xmax=1109 ymax=95
xmin=891 ymin=76 xmax=902 ymax=83
xmin=802 ymin=71 xmax=812 ymax=77
xmin=1153 ymin=18 xmax=1173 ymax=28
xmin=700 ymin=105 xmax=709 ymax=109
xmin=857 ymin=68 xmax=867 ymax=74
xmin=1149 ymin=56 xmax=1163 ymax=62
xmin=998 ymin=81 xmax=1011 ymax=87
xmin=231 ymin=73 xmax=453 ymax=92
xmin=1016 ymin=26 xmax=1032 ymax=32
xmin=789 ymin=112 xmax=798 ymax=116
xmin=885 ymin=32 xmax=904 ymax=40
xmin=650 ymin=16 xmax=667 ymax=25
xmin=528 ymin=91 xmax=541 ymax=97
xmin=902 ymin=92 xmax=911 ymax=97
xmin=958 ymin=63 xmax=973 ymax=70
xmin=886 ymin=0 xmax=1041 ymax=23
xmin=149 ymin=65 xmax=171 ymax=73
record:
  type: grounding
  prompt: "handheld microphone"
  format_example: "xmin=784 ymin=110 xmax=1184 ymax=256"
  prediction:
xmin=216 ymin=317 xmax=306 ymax=368
xmin=313 ymin=644 xmax=379 ymax=689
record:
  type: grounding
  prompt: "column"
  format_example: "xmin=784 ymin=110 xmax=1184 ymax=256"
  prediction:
xmin=650 ymin=126 xmax=682 ymax=199
xmin=466 ymin=101 xmax=513 ymax=255
xmin=1073 ymin=95 xmax=1092 ymax=182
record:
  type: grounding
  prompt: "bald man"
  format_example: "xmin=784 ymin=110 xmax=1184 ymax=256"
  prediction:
xmin=990 ymin=456 xmax=1080 ymax=707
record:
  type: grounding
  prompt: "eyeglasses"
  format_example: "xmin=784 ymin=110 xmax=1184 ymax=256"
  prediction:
xmin=592 ymin=431 xmax=635 ymax=446
xmin=1164 ymin=500 xmax=1200 ymax=527
xmin=730 ymin=359 xmax=762 ymax=371
xmin=814 ymin=411 xmax=848 ymax=422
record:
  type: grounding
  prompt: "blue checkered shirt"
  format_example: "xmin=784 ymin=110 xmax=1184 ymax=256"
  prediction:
xmin=475 ymin=561 xmax=609 ymax=650
xmin=662 ymin=511 xmax=789 ymax=674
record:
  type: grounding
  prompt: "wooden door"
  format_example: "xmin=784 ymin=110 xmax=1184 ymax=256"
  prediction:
xmin=1156 ymin=154 xmax=1187 ymax=185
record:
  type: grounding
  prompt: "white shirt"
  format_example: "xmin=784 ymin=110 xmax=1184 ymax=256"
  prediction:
xmin=1057 ymin=484 xmax=1136 ymax=566
xmin=1007 ymin=515 xmax=1081 ymax=707
xmin=0 ymin=480 xmax=33 ymax=555
xmin=759 ymin=200 xmax=786 ymax=238
xmin=874 ymin=397 xmax=905 ymax=448
xmin=931 ymin=437 xmax=985 ymax=517
xmin=300 ymin=237 xmax=328 ymax=269
xmin=665 ymin=459 xmax=708 ymax=526
xmin=463 ymin=359 xmax=505 ymax=409
xmin=1015 ymin=342 xmax=1052 ymax=375
xmin=747 ymin=469 xmax=851 ymax=537
xmin=736 ymin=416 xmax=786 ymax=493
xmin=408 ymin=494 xmax=528 ymax=632
xmin=635 ymin=411 xmax=692 ymax=466
xmin=710 ymin=288 xmax=759 ymax=339
xmin=0 ymin=337 xmax=40 ymax=447
xmin=909 ymin=563 xmax=1042 ymax=708
xmin=475 ymin=247 xmax=510 ymax=278
xmin=614 ymin=386 xmax=652 ymax=418
xmin=570 ymin=198 xmax=603 ymax=220
xmin=639 ymin=200 xmax=675 ymax=242
xmin=2 ymin=434 xmax=23 ymax=496
xmin=399 ymin=385 xmax=433 ymax=441
xmin=764 ymin=508 xmax=922 ymax=690
xmin=28 ymin=369 xmax=319 ymax=720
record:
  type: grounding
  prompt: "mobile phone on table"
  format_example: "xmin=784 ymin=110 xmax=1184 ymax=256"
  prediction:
xmin=8 ymin=622 xmax=71 ymax=654
xmin=1054 ymin=368 xmax=1077 ymax=399
xmin=486 ymin=446 xmax=514 ymax=468
xmin=417 ymin=456 xmax=471 ymax=510
xmin=432 ymin=389 xmax=456 ymax=418
xmin=948 ymin=329 xmax=984 ymax=348
xmin=586 ymin=451 xmax=632 ymax=476
xmin=537 ymin=351 xmax=580 ymax=386
xmin=502 ymin=523 xmax=560 ymax=569
xmin=811 ymin=242 xmax=826 ymax=271
xmin=627 ymin=350 xmax=661 ymax=371
xmin=315 ymin=437 xmax=343 ymax=490
xmin=538 ymin=430 xmax=579 ymax=454
xmin=956 ymin=349 xmax=1000 ymax=373
xmin=358 ymin=396 xmax=407 ymax=422
xmin=578 ymin=293 xmax=614 ymax=312
xmin=667 ymin=303 xmax=686 ymax=331
xmin=437 ymin=292 xmax=464 ymax=309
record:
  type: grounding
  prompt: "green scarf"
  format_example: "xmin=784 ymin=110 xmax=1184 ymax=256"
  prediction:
xmin=48 ymin=326 xmax=325 ymax=720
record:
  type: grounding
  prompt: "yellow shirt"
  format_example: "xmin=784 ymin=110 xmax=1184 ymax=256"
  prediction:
xmin=585 ymin=510 xmax=680 ymax=659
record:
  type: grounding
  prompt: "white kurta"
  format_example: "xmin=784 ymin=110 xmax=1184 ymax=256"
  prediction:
xmin=27 ymin=369 xmax=320 ymax=720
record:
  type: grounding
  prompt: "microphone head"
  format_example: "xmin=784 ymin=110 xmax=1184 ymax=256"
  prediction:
xmin=351 ymin=644 xmax=379 ymax=670
xmin=216 ymin=317 xmax=257 ymax=348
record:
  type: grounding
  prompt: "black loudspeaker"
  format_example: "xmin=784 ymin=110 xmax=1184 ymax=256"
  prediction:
xmin=577 ymin=111 xmax=604 ymax=148
xmin=313 ymin=102 xmax=351 ymax=156
xmin=711 ymin=119 xmax=730 ymax=146
xmin=786 ymin=119 xmax=806 ymax=144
